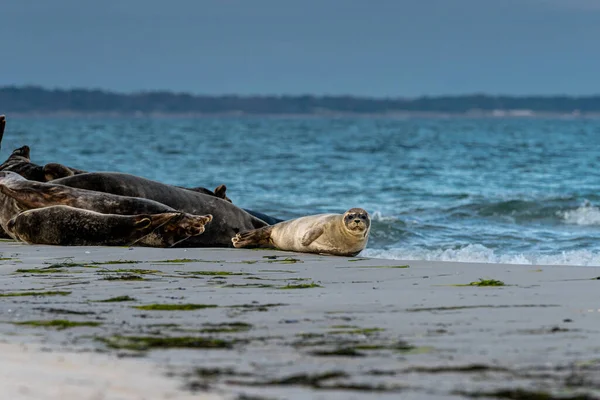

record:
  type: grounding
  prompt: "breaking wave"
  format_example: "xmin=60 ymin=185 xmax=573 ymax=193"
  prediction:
xmin=363 ymin=244 xmax=600 ymax=266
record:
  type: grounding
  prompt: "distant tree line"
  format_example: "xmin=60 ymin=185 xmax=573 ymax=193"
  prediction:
xmin=1 ymin=85 xmax=600 ymax=114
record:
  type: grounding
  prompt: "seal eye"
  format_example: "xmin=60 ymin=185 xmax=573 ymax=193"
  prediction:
xmin=347 ymin=214 xmax=354 ymax=220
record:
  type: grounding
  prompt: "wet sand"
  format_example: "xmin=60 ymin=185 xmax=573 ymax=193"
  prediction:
xmin=0 ymin=241 xmax=599 ymax=399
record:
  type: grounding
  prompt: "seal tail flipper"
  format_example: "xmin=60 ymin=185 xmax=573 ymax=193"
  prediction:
xmin=232 ymin=226 xmax=274 ymax=248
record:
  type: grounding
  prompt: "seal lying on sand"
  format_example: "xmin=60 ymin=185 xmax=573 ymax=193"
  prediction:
xmin=232 ymin=208 xmax=371 ymax=256
xmin=0 ymin=171 xmax=213 ymax=246
xmin=0 ymin=145 xmax=85 ymax=182
xmin=53 ymin=172 xmax=283 ymax=226
xmin=7 ymin=205 xmax=189 ymax=246
xmin=52 ymin=172 xmax=274 ymax=246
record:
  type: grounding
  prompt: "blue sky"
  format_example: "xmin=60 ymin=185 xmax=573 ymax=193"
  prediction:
xmin=0 ymin=0 xmax=598 ymax=96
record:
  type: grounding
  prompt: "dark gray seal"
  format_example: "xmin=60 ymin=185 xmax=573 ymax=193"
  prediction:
xmin=53 ymin=172 xmax=283 ymax=227
xmin=51 ymin=172 xmax=270 ymax=247
xmin=0 ymin=171 xmax=213 ymax=247
xmin=7 ymin=205 xmax=188 ymax=247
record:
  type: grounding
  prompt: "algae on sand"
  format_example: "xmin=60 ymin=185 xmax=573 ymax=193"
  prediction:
xmin=13 ymin=319 xmax=101 ymax=330
xmin=98 ymin=335 xmax=234 ymax=351
xmin=134 ymin=304 xmax=219 ymax=311
xmin=0 ymin=291 xmax=71 ymax=297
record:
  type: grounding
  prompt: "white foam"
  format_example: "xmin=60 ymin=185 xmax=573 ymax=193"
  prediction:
xmin=363 ymin=244 xmax=600 ymax=266
xmin=559 ymin=201 xmax=600 ymax=226
xmin=370 ymin=211 xmax=400 ymax=223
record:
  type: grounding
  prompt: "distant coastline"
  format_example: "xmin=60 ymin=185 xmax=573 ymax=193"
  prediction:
xmin=2 ymin=85 xmax=600 ymax=117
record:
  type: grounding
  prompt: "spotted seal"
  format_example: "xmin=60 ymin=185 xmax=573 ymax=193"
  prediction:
xmin=232 ymin=208 xmax=371 ymax=256
xmin=6 ymin=205 xmax=189 ymax=247
xmin=51 ymin=172 xmax=274 ymax=246
xmin=0 ymin=171 xmax=213 ymax=247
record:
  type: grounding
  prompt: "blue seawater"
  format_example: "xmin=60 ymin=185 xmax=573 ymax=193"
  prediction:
xmin=6 ymin=116 xmax=600 ymax=266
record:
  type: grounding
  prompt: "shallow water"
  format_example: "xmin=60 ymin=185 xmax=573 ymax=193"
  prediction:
xmin=7 ymin=116 xmax=600 ymax=265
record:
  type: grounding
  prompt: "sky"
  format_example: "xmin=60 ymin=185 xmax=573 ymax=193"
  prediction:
xmin=0 ymin=0 xmax=599 ymax=97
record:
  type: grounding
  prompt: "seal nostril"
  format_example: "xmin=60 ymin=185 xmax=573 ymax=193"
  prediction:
xmin=354 ymin=219 xmax=361 ymax=223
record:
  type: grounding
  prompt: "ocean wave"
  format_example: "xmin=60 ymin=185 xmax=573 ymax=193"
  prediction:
xmin=363 ymin=244 xmax=600 ymax=266
xmin=558 ymin=201 xmax=600 ymax=226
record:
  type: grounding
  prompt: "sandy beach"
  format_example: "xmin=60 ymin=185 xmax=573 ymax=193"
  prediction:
xmin=0 ymin=240 xmax=599 ymax=399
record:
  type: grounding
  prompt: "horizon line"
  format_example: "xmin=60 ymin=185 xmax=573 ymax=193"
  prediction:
xmin=2 ymin=84 xmax=600 ymax=100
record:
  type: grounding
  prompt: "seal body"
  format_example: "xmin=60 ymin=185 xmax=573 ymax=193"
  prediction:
xmin=7 ymin=206 xmax=185 ymax=246
xmin=232 ymin=208 xmax=371 ymax=257
xmin=0 ymin=171 xmax=212 ymax=247
xmin=52 ymin=172 xmax=270 ymax=247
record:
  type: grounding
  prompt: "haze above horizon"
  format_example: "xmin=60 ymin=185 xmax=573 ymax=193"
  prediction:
xmin=1 ymin=0 xmax=598 ymax=97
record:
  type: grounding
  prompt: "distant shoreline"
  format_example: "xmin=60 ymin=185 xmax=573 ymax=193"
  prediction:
xmin=3 ymin=85 xmax=600 ymax=116
xmin=7 ymin=110 xmax=600 ymax=119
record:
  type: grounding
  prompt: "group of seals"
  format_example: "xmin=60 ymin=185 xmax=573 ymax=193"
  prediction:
xmin=0 ymin=115 xmax=371 ymax=256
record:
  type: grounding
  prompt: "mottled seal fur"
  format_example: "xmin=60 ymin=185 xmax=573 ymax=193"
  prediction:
xmin=7 ymin=206 xmax=187 ymax=246
xmin=232 ymin=208 xmax=371 ymax=257
xmin=0 ymin=171 xmax=212 ymax=247
xmin=52 ymin=172 xmax=271 ymax=247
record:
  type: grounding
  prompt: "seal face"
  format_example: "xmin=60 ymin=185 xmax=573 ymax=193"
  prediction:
xmin=232 ymin=208 xmax=371 ymax=257
xmin=6 ymin=205 xmax=189 ymax=247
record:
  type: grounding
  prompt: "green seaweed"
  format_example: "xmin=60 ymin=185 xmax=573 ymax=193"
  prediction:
xmin=134 ymin=304 xmax=218 ymax=311
xmin=90 ymin=260 xmax=142 ymax=265
xmin=0 ymin=291 xmax=71 ymax=297
xmin=14 ymin=319 xmax=101 ymax=330
xmin=258 ymin=269 xmax=297 ymax=273
xmin=179 ymin=271 xmax=249 ymax=276
xmin=222 ymin=283 xmax=277 ymax=289
xmin=33 ymin=307 xmax=95 ymax=315
xmin=99 ymin=268 xmax=160 ymax=274
xmin=102 ymin=274 xmax=145 ymax=281
xmin=200 ymin=322 xmax=253 ymax=333
xmin=153 ymin=258 xmax=223 ymax=264
xmin=98 ymin=335 xmax=234 ymax=351
xmin=279 ymin=282 xmax=322 ymax=289
xmin=310 ymin=347 xmax=365 ymax=357
xmin=406 ymin=304 xmax=559 ymax=312
xmin=468 ymin=279 xmax=505 ymax=287
xmin=15 ymin=268 xmax=68 ymax=274
xmin=95 ymin=295 xmax=137 ymax=302
xmin=329 ymin=327 xmax=384 ymax=335
xmin=348 ymin=258 xmax=370 ymax=262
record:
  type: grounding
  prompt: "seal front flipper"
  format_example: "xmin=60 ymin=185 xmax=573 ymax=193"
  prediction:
xmin=301 ymin=226 xmax=324 ymax=246
xmin=232 ymin=226 xmax=274 ymax=248
xmin=43 ymin=163 xmax=75 ymax=181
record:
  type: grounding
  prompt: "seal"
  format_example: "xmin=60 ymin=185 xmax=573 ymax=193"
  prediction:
xmin=6 ymin=205 xmax=188 ymax=247
xmin=0 ymin=115 xmax=5 ymax=149
xmin=0 ymin=171 xmax=213 ymax=247
xmin=52 ymin=172 xmax=272 ymax=247
xmin=0 ymin=145 xmax=85 ymax=182
xmin=232 ymin=208 xmax=371 ymax=257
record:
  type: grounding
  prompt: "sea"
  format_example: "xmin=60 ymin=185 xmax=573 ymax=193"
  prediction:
xmin=6 ymin=116 xmax=600 ymax=266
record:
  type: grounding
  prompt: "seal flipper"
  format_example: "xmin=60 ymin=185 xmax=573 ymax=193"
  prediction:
xmin=43 ymin=163 xmax=75 ymax=181
xmin=301 ymin=226 xmax=324 ymax=246
xmin=232 ymin=226 xmax=274 ymax=248
xmin=0 ymin=115 xmax=5 ymax=150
